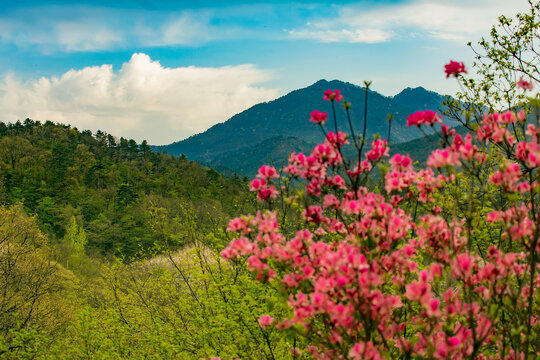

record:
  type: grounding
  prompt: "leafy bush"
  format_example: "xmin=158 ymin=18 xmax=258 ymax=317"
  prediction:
xmin=221 ymin=5 xmax=540 ymax=359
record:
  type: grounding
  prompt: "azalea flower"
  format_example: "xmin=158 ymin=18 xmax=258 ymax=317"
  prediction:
xmin=444 ymin=60 xmax=467 ymax=78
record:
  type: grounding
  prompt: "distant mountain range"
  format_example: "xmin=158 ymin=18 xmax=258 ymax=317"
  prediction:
xmin=156 ymin=79 xmax=456 ymax=176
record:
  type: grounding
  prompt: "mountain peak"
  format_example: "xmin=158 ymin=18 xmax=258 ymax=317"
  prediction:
xmin=312 ymin=79 xmax=330 ymax=86
xmin=394 ymin=86 xmax=428 ymax=97
xmin=309 ymin=79 xmax=359 ymax=90
xmin=392 ymin=86 xmax=445 ymax=112
xmin=394 ymin=86 xmax=447 ymax=99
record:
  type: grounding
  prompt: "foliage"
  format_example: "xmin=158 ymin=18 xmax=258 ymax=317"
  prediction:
xmin=221 ymin=5 xmax=540 ymax=359
xmin=445 ymin=0 xmax=540 ymax=121
xmin=0 ymin=120 xmax=253 ymax=260
xmin=0 ymin=204 xmax=74 ymax=359
xmin=223 ymin=95 xmax=540 ymax=360
xmin=64 ymin=215 xmax=87 ymax=261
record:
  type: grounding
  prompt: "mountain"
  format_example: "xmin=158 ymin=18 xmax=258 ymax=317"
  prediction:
xmin=157 ymin=80 xmax=452 ymax=176
xmin=210 ymin=136 xmax=315 ymax=176
xmin=392 ymin=86 xmax=447 ymax=113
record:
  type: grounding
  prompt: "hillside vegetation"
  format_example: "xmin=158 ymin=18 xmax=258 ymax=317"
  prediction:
xmin=0 ymin=119 xmax=253 ymax=260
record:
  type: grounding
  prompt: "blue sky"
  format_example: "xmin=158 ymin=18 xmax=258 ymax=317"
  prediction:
xmin=0 ymin=0 xmax=531 ymax=144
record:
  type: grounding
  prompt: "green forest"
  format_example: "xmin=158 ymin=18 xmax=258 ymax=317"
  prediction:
xmin=0 ymin=119 xmax=286 ymax=359
xmin=0 ymin=119 xmax=254 ymax=258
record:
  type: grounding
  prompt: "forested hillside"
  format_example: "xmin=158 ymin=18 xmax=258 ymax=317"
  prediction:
xmin=0 ymin=119 xmax=252 ymax=259
xmin=0 ymin=120 xmax=295 ymax=360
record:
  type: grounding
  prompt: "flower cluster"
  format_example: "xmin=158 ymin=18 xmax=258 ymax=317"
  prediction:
xmin=444 ymin=60 xmax=467 ymax=78
xmin=250 ymin=165 xmax=279 ymax=202
xmin=221 ymin=61 xmax=539 ymax=359
xmin=323 ymin=89 xmax=343 ymax=102
xmin=310 ymin=110 xmax=328 ymax=125
xmin=406 ymin=110 xmax=442 ymax=127
xmin=517 ymin=77 xmax=534 ymax=91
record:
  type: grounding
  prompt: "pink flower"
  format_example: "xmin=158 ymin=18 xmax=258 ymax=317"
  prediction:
xmin=365 ymin=139 xmax=389 ymax=161
xmin=389 ymin=153 xmax=413 ymax=172
xmin=444 ymin=60 xmax=467 ymax=78
xmin=310 ymin=110 xmax=328 ymax=125
xmin=405 ymin=281 xmax=432 ymax=303
xmin=427 ymin=149 xmax=461 ymax=168
xmin=517 ymin=77 xmax=534 ymax=91
xmin=406 ymin=110 xmax=442 ymax=127
xmin=425 ymin=298 xmax=441 ymax=317
xmin=349 ymin=341 xmax=382 ymax=360
xmin=323 ymin=89 xmax=343 ymax=102
xmin=325 ymin=131 xmax=349 ymax=146
xmin=258 ymin=315 xmax=275 ymax=329
xmin=447 ymin=337 xmax=461 ymax=348
xmin=488 ymin=161 xmax=522 ymax=192
xmin=250 ymin=178 xmax=266 ymax=191
xmin=441 ymin=124 xmax=455 ymax=136
xmin=228 ymin=236 xmax=256 ymax=256
xmin=303 ymin=205 xmax=326 ymax=224
xmin=227 ymin=217 xmax=248 ymax=232
xmin=257 ymin=165 xmax=279 ymax=179
xmin=435 ymin=341 xmax=448 ymax=359
xmin=257 ymin=186 xmax=278 ymax=201
xmin=454 ymin=253 xmax=474 ymax=278
xmin=323 ymin=194 xmax=340 ymax=209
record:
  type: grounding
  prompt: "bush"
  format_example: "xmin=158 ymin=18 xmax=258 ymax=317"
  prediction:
xmin=222 ymin=6 xmax=540 ymax=356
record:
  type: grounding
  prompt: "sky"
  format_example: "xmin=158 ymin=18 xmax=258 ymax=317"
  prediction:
xmin=0 ymin=0 xmax=532 ymax=145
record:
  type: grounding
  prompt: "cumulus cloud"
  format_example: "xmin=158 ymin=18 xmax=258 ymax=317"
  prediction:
xmin=0 ymin=53 xmax=279 ymax=145
xmin=288 ymin=0 xmax=532 ymax=43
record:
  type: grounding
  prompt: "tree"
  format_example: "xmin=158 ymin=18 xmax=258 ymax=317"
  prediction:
xmin=64 ymin=216 xmax=87 ymax=262
xmin=445 ymin=0 xmax=539 ymax=124
xmin=0 ymin=205 xmax=72 ymax=358
xmin=0 ymin=137 xmax=33 ymax=172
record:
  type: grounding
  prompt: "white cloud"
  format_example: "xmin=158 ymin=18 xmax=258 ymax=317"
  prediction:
xmin=289 ymin=28 xmax=391 ymax=43
xmin=0 ymin=6 xmax=234 ymax=52
xmin=137 ymin=10 xmax=247 ymax=47
xmin=289 ymin=0 xmax=532 ymax=43
xmin=0 ymin=53 xmax=279 ymax=145
xmin=53 ymin=21 xmax=123 ymax=52
xmin=0 ymin=1 xmax=533 ymax=50
xmin=161 ymin=13 xmax=214 ymax=45
xmin=0 ymin=6 xmax=127 ymax=52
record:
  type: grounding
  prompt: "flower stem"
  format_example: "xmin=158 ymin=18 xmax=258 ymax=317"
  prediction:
xmin=345 ymin=107 xmax=358 ymax=148
xmin=331 ymin=100 xmax=338 ymax=134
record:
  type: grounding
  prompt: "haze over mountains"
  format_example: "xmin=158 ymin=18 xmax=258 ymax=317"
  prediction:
xmin=156 ymin=79 xmax=453 ymax=175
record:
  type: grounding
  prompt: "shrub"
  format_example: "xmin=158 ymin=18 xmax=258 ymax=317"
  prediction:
xmin=222 ymin=7 xmax=540 ymax=354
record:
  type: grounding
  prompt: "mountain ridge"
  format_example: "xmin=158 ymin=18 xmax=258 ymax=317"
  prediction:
xmin=156 ymin=79 xmax=452 ymax=175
